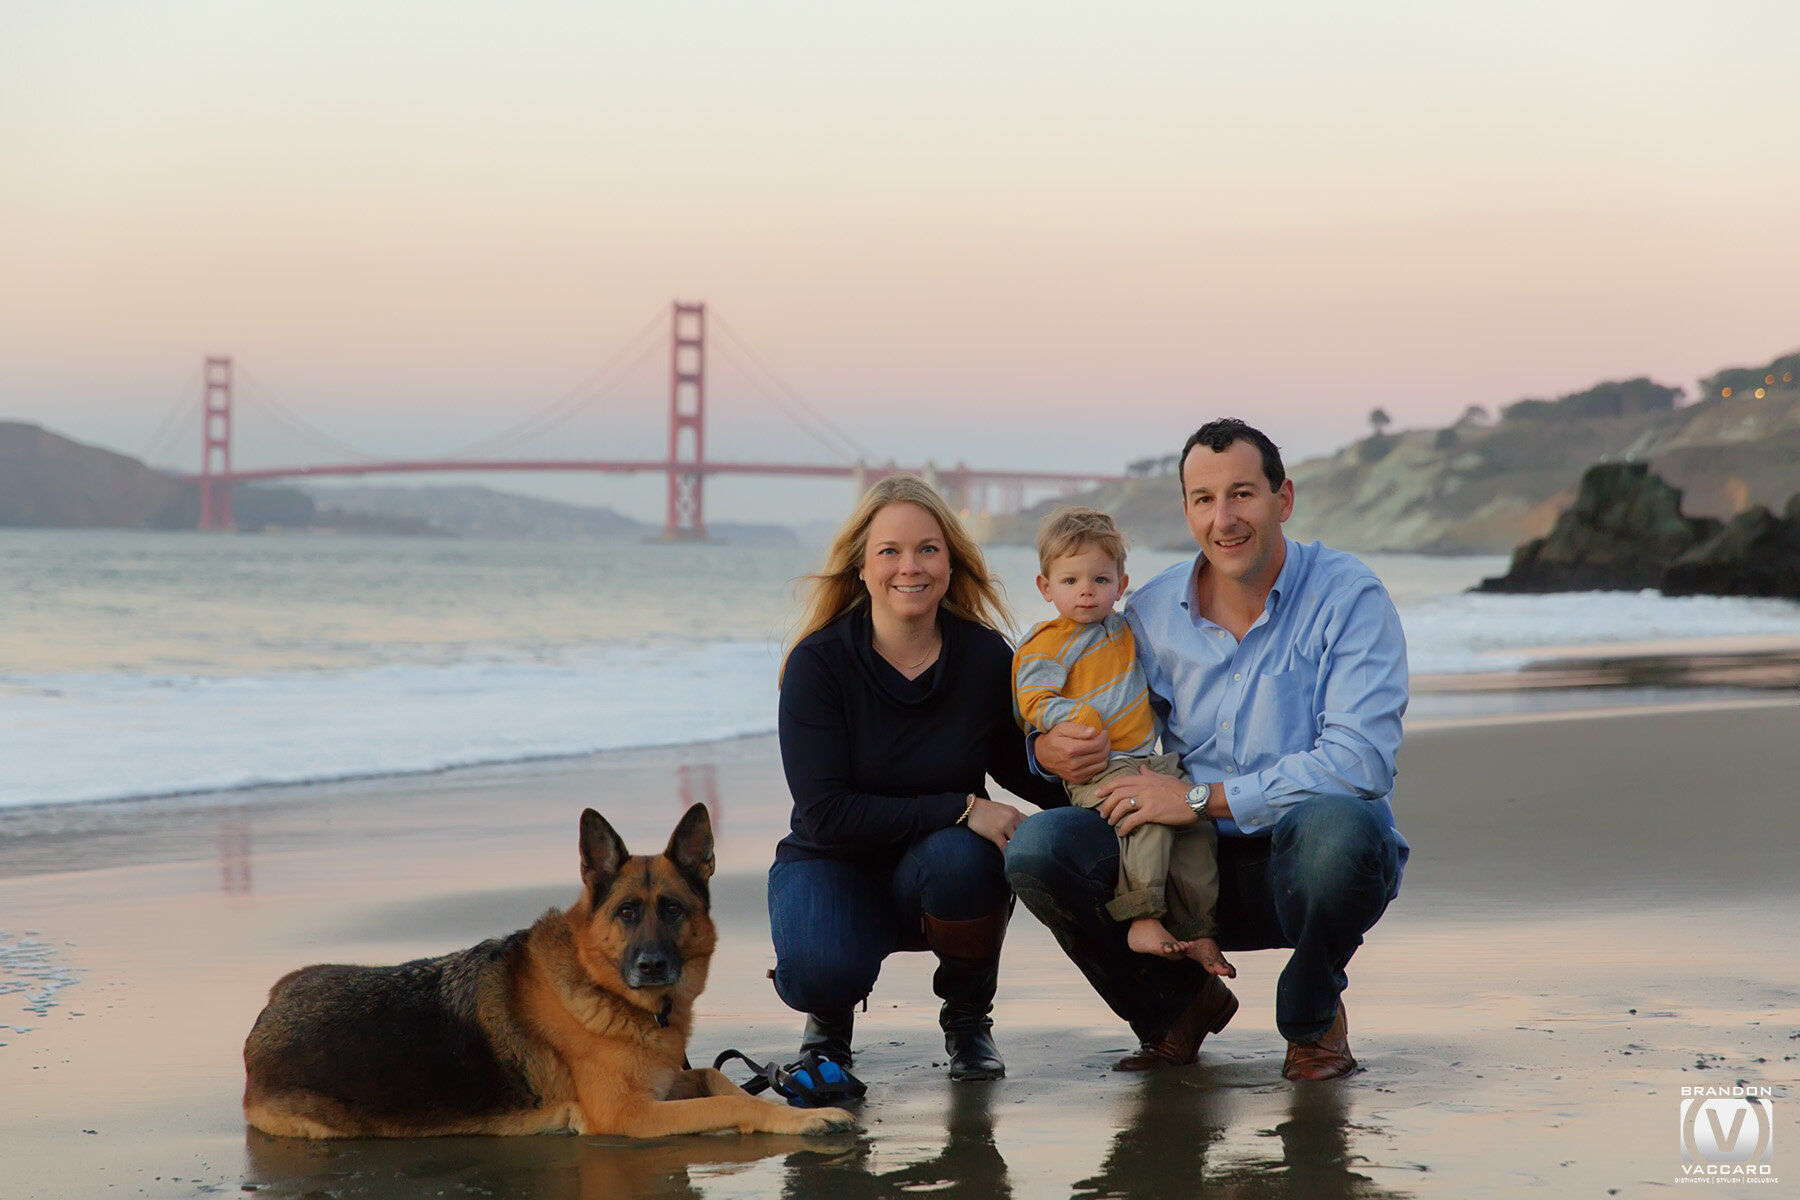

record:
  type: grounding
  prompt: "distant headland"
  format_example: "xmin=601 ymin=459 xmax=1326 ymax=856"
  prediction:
xmin=984 ymin=347 xmax=1800 ymax=556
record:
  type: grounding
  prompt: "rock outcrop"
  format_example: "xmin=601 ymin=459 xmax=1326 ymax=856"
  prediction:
xmin=1662 ymin=497 xmax=1800 ymax=598
xmin=1477 ymin=463 xmax=1720 ymax=592
xmin=1480 ymin=462 xmax=1800 ymax=598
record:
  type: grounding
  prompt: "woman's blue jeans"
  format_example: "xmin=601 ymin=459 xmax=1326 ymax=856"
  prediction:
xmin=768 ymin=826 xmax=1010 ymax=1015
xmin=1004 ymin=797 xmax=1400 ymax=1044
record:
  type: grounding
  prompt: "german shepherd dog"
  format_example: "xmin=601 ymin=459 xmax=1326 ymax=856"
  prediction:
xmin=243 ymin=804 xmax=854 ymax=1138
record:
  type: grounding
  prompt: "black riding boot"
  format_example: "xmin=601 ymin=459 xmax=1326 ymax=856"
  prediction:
xmin=924 ymin=906 xmax=1011 ymax=1082
xmin=799 ymin=1009 xmax=855 ymax=1067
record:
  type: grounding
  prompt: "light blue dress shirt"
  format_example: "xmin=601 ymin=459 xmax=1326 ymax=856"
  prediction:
xmin=1124 ymin=538 xmax=1410 ymax=878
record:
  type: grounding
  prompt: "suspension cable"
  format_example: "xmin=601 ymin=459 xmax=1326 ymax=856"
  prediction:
xmin=236 ymin=366 xmax=385 ymax=462
xmin=710 ymin=337 xmax=864 ymax=462
xmin=711 ymin=314 xmax=870 ymax=461
xmin=438 ymin=306 xmax=669 ymax=459
xmin=134 ymin=363 xmax=205 ymax=465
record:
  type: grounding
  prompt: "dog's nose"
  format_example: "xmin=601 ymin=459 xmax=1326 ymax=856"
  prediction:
xmin=628 ymin=952 xmax=674 ymax=987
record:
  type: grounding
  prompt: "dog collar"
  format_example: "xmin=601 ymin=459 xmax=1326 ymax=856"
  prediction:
xmin=655 ymin=997 xmax=673 ymax=1028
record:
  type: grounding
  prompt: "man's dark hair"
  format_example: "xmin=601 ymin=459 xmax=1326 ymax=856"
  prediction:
xmin=1179 ymin=418 xmax=1285 ymax=494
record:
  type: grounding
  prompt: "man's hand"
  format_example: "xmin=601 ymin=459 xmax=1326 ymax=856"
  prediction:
xmin=1095 ymin=767 xmax=1203 ymax=836
xmin=1036 ymin=723 xmax=1109 ymax=784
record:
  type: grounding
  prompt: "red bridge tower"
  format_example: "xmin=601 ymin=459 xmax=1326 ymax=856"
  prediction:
xmin=199 ymin=356 xmax=234 ymax=531
xmin=664 ymin=302 xmax=707 ymax=540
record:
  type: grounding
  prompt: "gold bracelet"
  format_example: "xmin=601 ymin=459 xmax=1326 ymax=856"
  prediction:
xmin=956 ymin=795 xmax=977 ymax=825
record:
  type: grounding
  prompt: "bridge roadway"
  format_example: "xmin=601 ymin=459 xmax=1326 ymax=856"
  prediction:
xmin=180 ymin=459 xmax=1120 ymax=488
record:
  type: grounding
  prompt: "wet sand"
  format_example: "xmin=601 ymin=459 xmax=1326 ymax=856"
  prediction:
xmin=3 ymin=704 xmax=1797 ymax=1198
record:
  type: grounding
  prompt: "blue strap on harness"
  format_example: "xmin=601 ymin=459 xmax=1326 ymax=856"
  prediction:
xmin=712 ymin=1048 xmax=867 ymax=1108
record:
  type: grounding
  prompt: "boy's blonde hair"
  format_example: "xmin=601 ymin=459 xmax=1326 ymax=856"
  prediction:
xmin=1036 ymin=506 xmax=1128 ymax=576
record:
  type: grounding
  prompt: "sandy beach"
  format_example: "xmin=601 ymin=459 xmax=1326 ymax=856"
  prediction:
xmin=3 ymin=702 xmax=1797 ymax=1198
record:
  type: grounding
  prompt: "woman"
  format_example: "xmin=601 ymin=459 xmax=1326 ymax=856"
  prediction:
xmin=769 ymin=475 xmax=1066 ymax=1082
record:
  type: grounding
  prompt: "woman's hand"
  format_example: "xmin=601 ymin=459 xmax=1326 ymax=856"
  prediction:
xmin=964 ymin=797 xmax=1025 ymax=851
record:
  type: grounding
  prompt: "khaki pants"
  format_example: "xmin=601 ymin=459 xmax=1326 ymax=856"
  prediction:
xmin=1067 ymin=754 xmax=1220 ymax=940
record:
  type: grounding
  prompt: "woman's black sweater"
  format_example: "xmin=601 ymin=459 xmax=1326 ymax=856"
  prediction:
xmin=775 ymin=606 xmax=1067 ymax=868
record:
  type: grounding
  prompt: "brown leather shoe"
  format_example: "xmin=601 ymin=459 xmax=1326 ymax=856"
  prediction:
xmin=1112 ymin=974 xmax=1239 ymax=1071
xmin=1282 ymin=1004 xmax=1356 ymax=1081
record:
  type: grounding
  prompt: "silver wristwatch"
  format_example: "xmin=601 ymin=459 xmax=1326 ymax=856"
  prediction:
xmin=1185 ymin=782 xmax=1211 ymax=816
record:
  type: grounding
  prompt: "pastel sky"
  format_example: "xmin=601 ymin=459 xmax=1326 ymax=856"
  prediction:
xmin=4 ymin=1 xmax=1798 ymax=522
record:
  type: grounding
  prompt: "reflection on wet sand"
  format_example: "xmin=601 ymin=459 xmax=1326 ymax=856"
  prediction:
xmin=239 ymin=1075 xmax=1411 ymax=1199
xmin=245 ymin=1126 xmax=851 ymax=1199
xmin=1070 ymin=1079 xmax=1409 ymax=1200
xmin=219 ymin=804 xmax=252 ymax=893
xmin=780 ymin=1082 xmax=1010 ymax=1199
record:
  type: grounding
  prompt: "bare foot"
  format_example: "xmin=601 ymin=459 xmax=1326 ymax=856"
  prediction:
xmin=1185 ymin=937 xmax=1236 ymax=978
xmin=1127 ymin=917 xmax=1192 ymax=959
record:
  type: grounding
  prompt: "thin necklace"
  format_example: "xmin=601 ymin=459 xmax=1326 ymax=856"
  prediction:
xmin=879 ymin=636 xmax=940 ymax=674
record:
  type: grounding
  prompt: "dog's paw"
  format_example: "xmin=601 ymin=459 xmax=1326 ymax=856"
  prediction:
xmin=792 ymin=1106 xmax=856 ymax=1135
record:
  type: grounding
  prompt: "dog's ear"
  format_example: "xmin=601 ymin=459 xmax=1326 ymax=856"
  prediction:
xmin=579 ymin=808 xmax=630 ymax=899
xmin=664 ymin=802 xmax=715 ymax=885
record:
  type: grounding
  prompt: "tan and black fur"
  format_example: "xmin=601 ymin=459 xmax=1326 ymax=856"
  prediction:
xmin=243 ymin=804 xmax=854 ymax=1138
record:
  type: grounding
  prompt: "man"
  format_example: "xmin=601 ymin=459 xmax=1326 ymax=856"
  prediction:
xmin=1004 ymin=418 xmax=1408 ymax=1081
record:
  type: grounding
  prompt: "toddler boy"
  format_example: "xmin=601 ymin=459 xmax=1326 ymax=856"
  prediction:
xmin=1012 ymin=508 xmax=1232 ymax=976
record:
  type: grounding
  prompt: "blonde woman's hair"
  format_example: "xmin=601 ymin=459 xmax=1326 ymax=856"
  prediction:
xmin=782 ymin=475 xmax=1011 ymax=681
xmin=1035 ymin=506 xmax=1128 ymax=576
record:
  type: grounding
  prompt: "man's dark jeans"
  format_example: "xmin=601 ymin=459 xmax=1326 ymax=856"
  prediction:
xmin=1004 ymin=797 xmax=1401 ymax=1044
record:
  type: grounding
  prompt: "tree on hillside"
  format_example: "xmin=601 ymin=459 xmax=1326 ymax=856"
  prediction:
xmin=1368 ymin=407 xmax=1392 ymax=436
xmin=1501 ymin=378 xmax=1682 ymax=422
xmin=1456 ymin=404 xmax=1490 ymax=427
xmin=1701 ymin=351 xmax=1800 ymax=401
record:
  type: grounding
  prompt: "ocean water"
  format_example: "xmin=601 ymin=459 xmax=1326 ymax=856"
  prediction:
xmin=5 ymin=529 xmax=1799 ymax=810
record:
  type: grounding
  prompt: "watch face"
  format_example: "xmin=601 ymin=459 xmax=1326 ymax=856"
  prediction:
xmin=1187 ymin=784 xmax=1208 ymax=809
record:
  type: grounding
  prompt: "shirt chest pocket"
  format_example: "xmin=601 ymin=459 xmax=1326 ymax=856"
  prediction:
xmin=1243 ymin=665 xmax=1319 ymax=741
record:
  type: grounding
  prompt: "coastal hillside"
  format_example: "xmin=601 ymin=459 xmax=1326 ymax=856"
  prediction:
xmin=0 ymin=422 xmax=416 ymax=533
xmin=302 ymin=483 xmax=801 ymax=544
xmin=986 ymin=350 xmax=1800 ymax=555
xmin=0 ymin=422 xmax=189 ymax=528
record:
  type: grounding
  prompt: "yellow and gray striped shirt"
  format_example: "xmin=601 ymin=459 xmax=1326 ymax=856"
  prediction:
xmin=1012 ymin=612 xmax=1157 ymax=757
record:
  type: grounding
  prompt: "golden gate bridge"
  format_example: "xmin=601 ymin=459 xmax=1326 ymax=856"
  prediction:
xmin=179 ymin=301 xmax=1123 ymax=536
